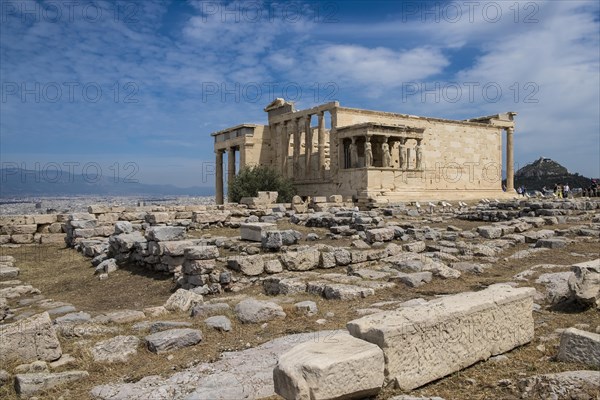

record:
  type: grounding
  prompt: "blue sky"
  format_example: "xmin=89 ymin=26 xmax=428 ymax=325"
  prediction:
xmin=1 ymin=0 xmax=599 ymax=188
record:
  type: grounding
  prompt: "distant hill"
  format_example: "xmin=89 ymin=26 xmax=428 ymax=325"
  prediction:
xmin=0 ymin=168 xmax=214 ymax=197
xmin=512 ymin=157 xmax=593 ymax=191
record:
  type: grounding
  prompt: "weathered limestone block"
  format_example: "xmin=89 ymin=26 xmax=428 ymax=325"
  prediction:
xmin=241 ymin=222 xmax=277 ymax=242
xmin=10 ymin=224 xmax=38 ymax=234
xmin=15 ymin=371 xmax=89 ymax=397
xmin=274 ymin=334 xmax=384 ymax=400
xmin=145 ymin=329 xmax=202 ymax=353
xmin=97 ymin=212 xmax=120 ymax=223
xmin=95 ymin=310 xmax=146 ymax=324
xmin=158 ymin=240 xmax=200 ymax=257
xmin=390 ymin=272 xmax=433 ymax=288
xmin=347 ymin=285 xmax=535 ymax=390
xmin=365 ymin=227 xmax=395 ymax=243
xmin=184 ymin=245 xmax=219 ymax=260
xmin=568 ymin=259 xmax=600 ymax=308
xmin=192 ymin=211 xmax=230 ymax=224
xmin=557 ymin=328 xmax=600 ymax=367
xmin=190 ymin=303 xmax=231 ymax=318
xmin=0 ymin=265 xmax=19 ymax=279
xmin=535 ymin=238 xmax=567 ymax=249
xmin=145 ymin=212 xmax=170 ymax=224
xmin=11 ymin=233 xmax=34 ymax=244
xmin=114 ymin=221 xmax=133 ymax=234
xmin=91 ymin=335 xmax=140 ymax=363
xmin=0 ymin=215 xmax=34 ymax=225
xmin=204 ymin=315 xmax=232 ymax=332
xmin=0 ymin=312 xmax=62 ymax=363
xmin=0 ymin=284 xmax=40 ymax=299
xmin=234 ymin=298 xmax=286 ymax=323
xmin=535 ymin=272 xmax=573 ymax=305
xmin=403 ymin=241 xmax=426 ymax=253
xmin=477 ymin=226 xmax=503 ymax=239
xmin=263 ymin=277 xmax=307 ymax=296
xmin=523 ymin=229 xmax=555 ymax=243
xmin=39 ymin=233 xmax=66 ymax=244
xmin=70 ymin=219 xmax=97 ymax=229
xmin=265 ymin=259 xmax=284 ymax=274
xmin=227 ymin=254 xmax=265 ymax=276
xmin=88 ymin=205 xmax=111 ymax=214
xmin=281 ymin=249 xmax=320 ymax=271
xmin=164 ymin=289 xmax=203 ymax=312
xmin=262 ymin=230 xmax=283 ymax=250
xmin=323 ymin=284 xmax=375 ymax=300
xmin=33 ymin=214 xmax=57 ymax=224
xmin=145 ymin=226 xmax=186 ymax=242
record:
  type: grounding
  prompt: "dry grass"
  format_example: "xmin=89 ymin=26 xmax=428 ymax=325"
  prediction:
xmin=0 ymin=223 xmax=599 ymax=399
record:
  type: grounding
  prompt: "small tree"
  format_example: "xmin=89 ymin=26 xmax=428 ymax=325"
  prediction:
xmin=228 ymin=165 xmax=296 ymax=203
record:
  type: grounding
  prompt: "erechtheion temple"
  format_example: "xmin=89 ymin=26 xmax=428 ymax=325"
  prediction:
xmin=212 ymin=99 xmax=516 ymax=206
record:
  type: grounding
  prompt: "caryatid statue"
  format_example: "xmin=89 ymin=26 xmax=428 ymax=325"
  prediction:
xmin=415 ymin=139 xmax=423 ymax=170
xmin=364 ymin=140 xmax=373 ymax=167
xmin=382 ymin=141 xmax=391 ymax=168
xmin=398 ymin=138 xmax=406 ymax=170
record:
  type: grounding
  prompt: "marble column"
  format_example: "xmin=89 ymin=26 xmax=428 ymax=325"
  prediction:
xmin=406 ymin=145 xmax=412 ymax=170
xmin=292 ymin=118 xmax=300 ymax=177
xmin=303 ymin=115 xmax=312 ymax=176
xmin=215 ymin=150 xmax=224 ymax=205
xmin=317 ymin=111 xmax=326 ymax=176
xmin=350 ymin=137 xmax=358 ymax=168
xmin=227 ymin=147 xmax=236 ymax=188
xmin=275 ymin=123 xmax=285 ymax=174
xmin=506 ymin=127 xmax=514 ymax=191
xmin=239 ymin=144 xmax=246 ymax=169
xmin=415 ymin=139 xmax=423 ymax=170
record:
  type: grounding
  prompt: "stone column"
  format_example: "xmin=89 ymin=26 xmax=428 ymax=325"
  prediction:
xmin=275 ymin=123 xmax=285 ymax=173
xmin=506 ymin=127 xmax=514 ymax=191
xmin=415 ymin=139 xmax=423 ymax=170
xmin=317 ymin=111 xmax=326 ymax=176
xmin=283 ymin=121 xmax=291 ymax=177
xmin=215 ymin=150 xmax=224 ymax=205
xmin=292 ymin=118 xmax=300 ymax=177
xmin=350 ymin=137 xmax=358 ymax=168
xmin=303 ymin=115 xmax=312 ymax=176
xmin=406 ymin=145 xmax=412 ymax=170
xmin=239 ymin=144 xmax=246 ymax=169
xmin=227 ymin=147 xmax=236 ymax=190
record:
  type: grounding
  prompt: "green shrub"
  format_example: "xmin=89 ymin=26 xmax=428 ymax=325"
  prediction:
xmin=228 ymin=165 xmax=296 ymax=203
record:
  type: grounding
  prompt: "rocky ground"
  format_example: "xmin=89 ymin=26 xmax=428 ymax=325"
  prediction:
xmin=0 ymin=198 xmax=599 ymax=399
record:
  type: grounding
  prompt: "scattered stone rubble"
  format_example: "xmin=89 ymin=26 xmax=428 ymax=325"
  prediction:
xmin=1 ymin=196 xmax=599 ymax=398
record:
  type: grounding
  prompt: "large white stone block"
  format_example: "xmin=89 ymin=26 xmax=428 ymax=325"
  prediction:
xmin=240 ymin=222 xmax=277 ymax=242
xmin=347 ymin=284 xmax=535 ymax=390
xmin=274 ymin=333 xmax=384 ymax=400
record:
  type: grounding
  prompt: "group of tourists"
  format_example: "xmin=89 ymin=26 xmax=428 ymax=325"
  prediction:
xmin=583 ymin=180 xmax=599 ymax=197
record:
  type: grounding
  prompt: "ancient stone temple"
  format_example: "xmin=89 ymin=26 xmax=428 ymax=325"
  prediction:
xmin=211 ymin=99 xmax=516 ymax=205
